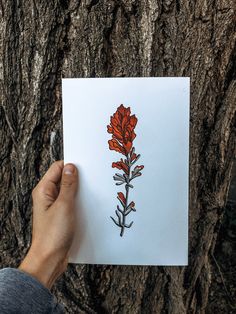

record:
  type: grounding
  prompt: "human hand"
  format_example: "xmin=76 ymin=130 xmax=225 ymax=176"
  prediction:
xmin=19 ymin=161 xmax=78 ymax=290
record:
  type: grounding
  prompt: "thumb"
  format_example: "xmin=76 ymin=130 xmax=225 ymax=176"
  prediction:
xmin=58 ymin=163 xmax=78 ymax=204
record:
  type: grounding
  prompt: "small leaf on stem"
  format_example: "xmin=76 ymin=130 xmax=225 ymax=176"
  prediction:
xmin=117 ymin=192 xmax=126 ymax=207
xmin=125 ymin=221 xmax=134 ymax=228
xmin=110 ymin=216 xmax=121 ymax=227
xmin=117 ymin=205 xmax=124 ymax=214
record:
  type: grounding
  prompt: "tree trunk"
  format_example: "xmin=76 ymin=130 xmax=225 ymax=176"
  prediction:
xmin=0 ymin=1 xmax=235 ymax=313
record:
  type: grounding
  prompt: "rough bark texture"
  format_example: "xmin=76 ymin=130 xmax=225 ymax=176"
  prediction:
xmin=206 ymin=163 xmax=236 ymax=313
xmin=0 ymin=0 xmax=236 ymax=313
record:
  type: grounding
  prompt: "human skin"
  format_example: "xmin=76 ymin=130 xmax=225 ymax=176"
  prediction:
xmin=19 ymin=161 xmax=78 ymax=290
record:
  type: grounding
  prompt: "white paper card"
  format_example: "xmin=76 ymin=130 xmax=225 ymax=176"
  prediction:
xmin=62 ymin=77 xmax=189 ymax=265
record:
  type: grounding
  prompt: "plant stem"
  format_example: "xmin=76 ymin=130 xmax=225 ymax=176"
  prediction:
xmin=120 ymin=152 xmax=131 ymax=236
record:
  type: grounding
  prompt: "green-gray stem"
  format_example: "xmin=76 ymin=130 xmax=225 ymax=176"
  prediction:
xmin=120 ymin=153 xmax=131 ymax=236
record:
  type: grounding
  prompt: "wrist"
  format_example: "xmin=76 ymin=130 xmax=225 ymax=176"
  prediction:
xmin=18 ymin=246 xmax=67 ymax=290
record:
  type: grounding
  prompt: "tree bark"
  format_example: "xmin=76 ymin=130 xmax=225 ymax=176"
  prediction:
xmin=0 ymin=1 xmax=235 ymax=313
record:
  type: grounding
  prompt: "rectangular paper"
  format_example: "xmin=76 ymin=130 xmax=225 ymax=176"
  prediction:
xmin=62 ymin=77 xmax=190 ymax=265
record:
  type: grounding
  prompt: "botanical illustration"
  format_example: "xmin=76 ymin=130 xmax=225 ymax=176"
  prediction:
xmin=107 ymin=104 xmax=144 ymax=237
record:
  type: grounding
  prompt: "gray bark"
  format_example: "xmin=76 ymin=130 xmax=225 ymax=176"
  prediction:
xmin=0 ymin=0 xmax=236 ymax=313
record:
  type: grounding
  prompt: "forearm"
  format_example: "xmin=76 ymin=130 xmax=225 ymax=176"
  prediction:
xmin=18 ymin=245 xmax=67 ymax=290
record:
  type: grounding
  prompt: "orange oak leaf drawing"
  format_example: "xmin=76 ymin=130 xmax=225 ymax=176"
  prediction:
xmin=107 ymin=104 xmax=144 ymax=237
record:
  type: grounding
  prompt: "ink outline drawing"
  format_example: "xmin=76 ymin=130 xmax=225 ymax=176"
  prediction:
xmin=107 ymin=104 xmax=144 ymax=237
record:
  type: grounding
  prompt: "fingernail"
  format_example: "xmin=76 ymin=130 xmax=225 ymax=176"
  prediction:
xmin=64 ymin=164 xmax=75 ymax=175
